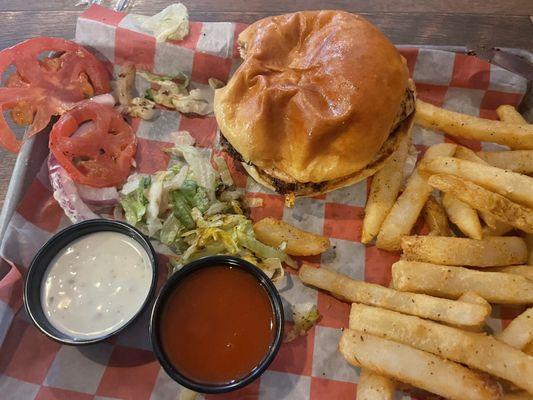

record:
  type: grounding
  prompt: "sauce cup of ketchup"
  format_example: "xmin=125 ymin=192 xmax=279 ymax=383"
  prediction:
xmin=150 ymin=255 xmax=284 ymax=394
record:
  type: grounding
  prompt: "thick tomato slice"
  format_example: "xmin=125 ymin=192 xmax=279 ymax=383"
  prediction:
xmin=49 ymin=101 xmax=137 ymax=188
xmin=0 ymin=37 xmax=111 ymax=153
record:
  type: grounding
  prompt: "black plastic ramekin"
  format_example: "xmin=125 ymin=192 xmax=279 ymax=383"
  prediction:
xmin=150 ymin=255 xmax=284 ymax=394
xmin=24 ymin=219 xmax=158 ymax=345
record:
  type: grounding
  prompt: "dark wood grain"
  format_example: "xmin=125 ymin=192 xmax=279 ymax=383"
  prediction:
xmin=1 ymin=0 xmax=532 ymax=15
xmin=0 ymin=0 xmax=532 ymax=210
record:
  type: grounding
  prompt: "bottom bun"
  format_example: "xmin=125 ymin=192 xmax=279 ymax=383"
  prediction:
xmin=242 ymin=114 xmax=415 ymax=201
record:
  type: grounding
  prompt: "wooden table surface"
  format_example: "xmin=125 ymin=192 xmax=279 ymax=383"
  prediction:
xmin=0 ymin=0 xmax=532 ymax=211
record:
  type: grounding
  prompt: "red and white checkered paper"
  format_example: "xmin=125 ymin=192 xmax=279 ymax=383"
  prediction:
xmin=0 ymin=5 xmax=529 ymax=399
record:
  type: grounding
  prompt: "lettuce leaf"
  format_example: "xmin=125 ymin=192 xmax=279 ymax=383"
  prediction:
xmin=138 ymin=3 xmax=190 ymax=43
xmin=120 ymin=178 xmax=149 ymax=225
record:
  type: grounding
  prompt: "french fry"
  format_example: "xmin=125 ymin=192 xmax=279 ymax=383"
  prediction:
xmin=524 ymin=342 xmax=533 ymax=356
xmin=362 ymin=122 xmax=413 ymax=244
xmin=299 ymin=263 xmax=489 ymax=326
xmin=453 ymin=145 xmax=504 ymax=229
xmin=428 ymin=174 xmax=533 ymax=233
xmin=457 ymin=292 xmax=491 ymax=332
xmin=459 ymin=291 xmax=491 ymax=309
xmin=253 ymin=217 xmax=330 ymax=256
xmin=484 ymin=265 xmax=533 ymax=281
xmin=497 ymin=105 xmax=528 ymax=125
xmin=442 ymin=193 xmax=482 ymax=239
xmin=348 ymin=303 xmax=533 ymax=393
xmin=423 ymin=157 xmax=533 ymax=209
xmin=356 ymin=369 xmax=396 ymax=400
xmin=491 ymin=106 xmax=533 ymax=176
xmin=415 ymin=99 xmax=533 ymax=149
xmin=496 ymin=307 xmax=533 ymax=350
xmin=482 ymin=218 xmax=515 ymax=237
xmin=479 ymin=210 xmax=506 ymax=231
xmin=392 ymin=260 xmax=533 ymax=304
xmin=503 ymin=392 xmax=533 ymax=400
xmin=523 ymin=233 xmax=533 ymax=265
xmin=401 ymin=235 xmax=527 ymax=267
xmin=339 ymin=329 xmax=502 ymax=400
xmin=477 ymin=150 xmax=533 ymax=174
xmin=454 ymin=145 xmax=488 ymax=164
xmin=423 ymin=197 xmax=452 ymax=236
xmin=376 ymin=143 xmax=456 ymax=251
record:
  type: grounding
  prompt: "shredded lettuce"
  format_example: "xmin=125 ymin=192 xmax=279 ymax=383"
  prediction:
xmin=120 ymin=177 xmax=149 ymax=224
xmin=159 ymin=214 xmax=183 ymax=246
xmin=243 ymin=196 xmax=264 ymax=208
xmin=237 ymin=232 xmax=296 ymax=268
xmin=172 ymin=213 xmax=289 ymax=277
xmin=138 ymin=3 xmax=190 ymax=43
xmin=164 ymin=164 xmax=189 ymax=191
xmin=126 ymin=97 xmax=156 ymax=120
xmin=118 ymin=136 xmax=292 ymax=283
xmin=146 ymin=173 xmax=165 ymax=236
xmin=214 ymin=155 xmax=234 ymax=187
xmin=170 ymin=190 xmax=195 ymax=230
xmin=284 ymin=303 xmax=321 ymax=343
xmin=140 ymin=70 xmax=215 ymax=116
xmin=260 ymin=258 xmax=285 ymax=284
xmin=171 ymin=89 xmax=213 ymax=115
xmin=121 ymin=173 xmax=149 ymax=195
xmin=168 ymin=144 xmax=217 ymax=202
xmin=219 ymin=188 xmax=244 ymax=201
xmin=169 ymin=130 xmax=195 ymax=146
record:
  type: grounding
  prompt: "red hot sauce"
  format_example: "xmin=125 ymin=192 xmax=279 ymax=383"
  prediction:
xmin=160 ymin=266 xmax=275 ymax=384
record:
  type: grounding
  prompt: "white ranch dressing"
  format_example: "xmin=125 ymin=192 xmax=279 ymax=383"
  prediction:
xmin=41 ymin=231 xmax=152 ymax=340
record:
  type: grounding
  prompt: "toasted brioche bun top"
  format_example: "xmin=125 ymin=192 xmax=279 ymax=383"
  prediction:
xmin=214 ymin=10 xmax=410 ymax=183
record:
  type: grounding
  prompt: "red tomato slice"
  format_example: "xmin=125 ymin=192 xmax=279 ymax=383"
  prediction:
xmin=49 ymin=101 xmax=137 ymax=188
xmin=0 ymin=37 xmax=111 ymax=153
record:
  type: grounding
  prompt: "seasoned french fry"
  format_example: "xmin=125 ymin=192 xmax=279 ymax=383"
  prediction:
xmin=454 ymin=145 xmax=488 ymax=164
xmin=497 ymin=105 xmax=528 ymax=125
xmin=376 ymin=143 xmax=456 ymax=251
xmin=253 ymin=217 xmax=330 ymax=256
xmin=401 ymin=235 xmax=527 ymax=267
xmin=496 ymin=307 xmax=533 ymax=350
xmin=428 ymin=174 xmax=533 ymax=233
xmin=423 ymin=157 xmax=533 ymax=208
xmin=423 ymin=197 xmax=452 ymax=236
xmin=457 ymin=292 xmax=491 ymax=332
xmin=299 ymin=263 xmax=489 ymax=326
xmin=503 ymin=392 xmax=533 ymax=400
xmin=442 ymin=193 xmax=482 ymax=239
xmin=477 ymin=150 xmax=533 ymax=174
xmin=523 ymin=233 xmax=533 ymax=265
xmin=415 ymin=99 xmax=533 ymax=149
xmin=484 ymin=265 xmax=533 ymax=281
xmin=339 ymin=329 xmax=502 ymax=400
xmin=392 ymin=260 xmax=533 ymax=304
xmin=459 ymin=291 xmax=491 ymax=309
xmin=524 ymin=341 xmax=533 ymax=356
xmin=491 ymin=106 xmax=533 ymax=177
xmin=482 ymin=218 xmax=514 ymax=237
xmin=453 ymin=146 xmax=503 ymax=229
xmin=362 ymin=123 xmax=413 ymax=244
xmin=356 ymin=369 xmax=396 ymax=400
xmin=348 ymin=303 xmax=533 ymax=393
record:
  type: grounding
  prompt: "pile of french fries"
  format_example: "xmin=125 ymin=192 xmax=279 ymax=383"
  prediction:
xmin=301 ymin=102 xmax=533 ymax=399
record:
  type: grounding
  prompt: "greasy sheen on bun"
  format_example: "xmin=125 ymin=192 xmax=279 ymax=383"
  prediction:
xmin=214 ymin=10 xmax=415 ymax=199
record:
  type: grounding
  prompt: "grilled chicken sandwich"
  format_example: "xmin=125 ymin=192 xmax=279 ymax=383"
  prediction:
xmin=214 ymin=10 xmax=415 ymax=203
